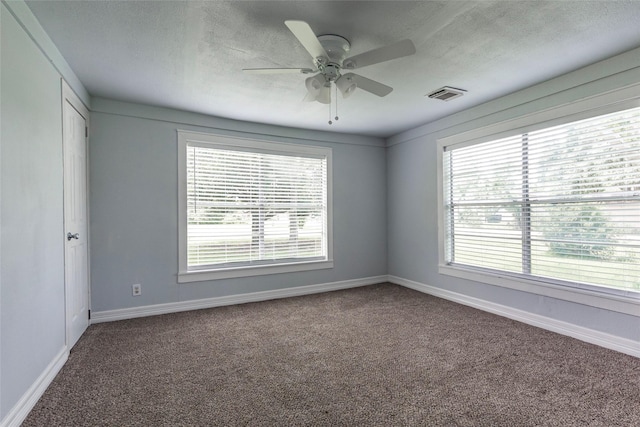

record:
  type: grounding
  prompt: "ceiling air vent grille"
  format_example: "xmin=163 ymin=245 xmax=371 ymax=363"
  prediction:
xmin=426 ymin=86 xmax=466 ymax=101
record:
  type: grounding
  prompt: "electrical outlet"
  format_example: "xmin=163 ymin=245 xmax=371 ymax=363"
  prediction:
xmin=132 ymin=284 xmax=142 ymax=296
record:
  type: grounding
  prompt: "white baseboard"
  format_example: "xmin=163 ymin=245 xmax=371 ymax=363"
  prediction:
xmin=91 ymin=275 xmax=388 ymax=323
xmin=7 ymin=274 xmax=634 ymax=427
xmin=389 ymin=275 xmax=640 ymax=358
xmin=0 ymin=347 xmax=68 ymax=427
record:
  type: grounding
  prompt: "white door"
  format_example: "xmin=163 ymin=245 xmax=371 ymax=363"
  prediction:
xmin=63 ymin=82 xmax=90 ymax=349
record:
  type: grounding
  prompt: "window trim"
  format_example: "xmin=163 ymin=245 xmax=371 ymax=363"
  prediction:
xmin=437 ymin=84 xmax=640 ymax=316
xmin=177 ymin=130 xmax=333 ymax=283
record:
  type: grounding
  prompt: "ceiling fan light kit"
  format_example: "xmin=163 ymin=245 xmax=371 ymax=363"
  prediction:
xmin=336 ymin=74 xmax=357 ymax=98
xmin=317 ymin=85 xmax=332 ymax=105
xmin=305 ymin=74 xmax=324 ymax=92
xmin=243 ymin=20 xmax=416 ymax=124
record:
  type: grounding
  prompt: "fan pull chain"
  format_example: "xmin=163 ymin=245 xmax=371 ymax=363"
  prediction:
xmin=334 ymin=83 xmax=339 ymax=122
xmin=328 ymin=83 xmax=340 ymax=125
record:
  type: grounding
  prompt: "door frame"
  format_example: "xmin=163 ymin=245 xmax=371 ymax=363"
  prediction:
xmin=62 ymin=79 xmax=91 ymax=347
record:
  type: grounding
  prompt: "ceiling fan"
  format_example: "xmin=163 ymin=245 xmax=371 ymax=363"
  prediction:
xmin=243 ymin=20 xmax=416 ymax=105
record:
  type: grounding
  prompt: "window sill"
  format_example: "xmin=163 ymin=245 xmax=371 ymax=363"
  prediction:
xmin=438 ymin=264 xmax=640 ymax=317
xmin=178 ymin=259 xmax=334 ymax=283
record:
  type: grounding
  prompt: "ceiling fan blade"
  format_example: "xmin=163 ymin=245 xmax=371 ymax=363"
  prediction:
xmin=284 ymin=20 xmax=329 ymax=60
xmin=342 ymin=39 xmax=416 ymax=70
xmin=243 ymin=68 xmax=315 ymax=74
xmin=345 ymin=73 xmax=393 ymax=97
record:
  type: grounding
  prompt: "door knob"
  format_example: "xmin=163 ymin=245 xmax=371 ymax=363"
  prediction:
xmin=67 ymin=232 xmax=80 ymax=241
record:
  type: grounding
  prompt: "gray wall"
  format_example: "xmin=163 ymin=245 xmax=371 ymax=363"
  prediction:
xmin=2 ymin=0 xmax=639 ymax=422
xmin=1 ymin=4 xmax=66 ymax=420
xmin=89 ymin=99 xmax=387 ymax=312
xmin=387 ymin=49 xmax=640 ymax=343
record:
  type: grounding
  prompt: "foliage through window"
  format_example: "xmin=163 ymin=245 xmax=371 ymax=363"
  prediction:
xmin=443 ymin=106 xmax=640 ymax=294
xmin=178 ymin=132 xmax=332 ymax=281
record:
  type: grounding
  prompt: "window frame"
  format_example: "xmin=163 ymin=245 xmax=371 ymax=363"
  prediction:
xmin=437 ymin=85 xmax=640 ymax=316
xmin=178 ymin=130 xmax=333 ymax=283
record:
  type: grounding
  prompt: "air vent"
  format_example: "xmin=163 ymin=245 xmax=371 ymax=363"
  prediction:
xmin=426 ymin=86 xmax=466 ymax=101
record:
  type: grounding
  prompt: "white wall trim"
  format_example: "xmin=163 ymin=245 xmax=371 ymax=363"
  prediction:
xmin=176 ymin=130 xmax=334 ymax=283
xmin=1 ymin=0 xmax=90 ymax=108
xmin=91 ymin=98 xmax=384 ymax=148
xmin=0 ymin=347 xmax=68 ymax=427
xmin=386 ymin=47 xmax=640 ymax=146
xmin=437 ymin=265 xmax=640 ymax=316
xmin=91 ymin=275 xmax=387 ymax=323
xmin=3 ymin=276 xmax=636 ymax=427
xmin=388 ymin=275 xmax=640 ymax=359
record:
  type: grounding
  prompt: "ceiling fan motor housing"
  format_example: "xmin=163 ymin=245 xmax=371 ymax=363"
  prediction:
xmin=322 ymin=64 xmax=341 ymax=81
xmin=317 ymin=35 xmax=351 ymax=65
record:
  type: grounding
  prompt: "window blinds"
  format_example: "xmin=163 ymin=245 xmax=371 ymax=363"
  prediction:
xmin=444 ymin=106 xmax=640 ymax=293
xmin=186 ymin=144 xmax=327 ymax=269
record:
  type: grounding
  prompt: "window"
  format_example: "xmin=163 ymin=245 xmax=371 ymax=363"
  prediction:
xmin=178 ymin=131 xmax=332 ymax=282
xmin=440 ymin=104 xmax=640 ymax=300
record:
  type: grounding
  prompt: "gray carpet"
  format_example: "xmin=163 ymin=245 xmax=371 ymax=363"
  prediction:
xmin=24 ymin=283 xmax=640 ymax=426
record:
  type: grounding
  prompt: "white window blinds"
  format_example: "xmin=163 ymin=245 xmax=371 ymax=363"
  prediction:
xmin=444 ymin=105 xmax=640 ymax=294
xmin=186 ymin=143 xmax=328 ymax=270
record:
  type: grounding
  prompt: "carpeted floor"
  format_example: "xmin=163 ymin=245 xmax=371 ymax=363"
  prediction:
xmin=24 ymin=283 xmax=640 ymax=426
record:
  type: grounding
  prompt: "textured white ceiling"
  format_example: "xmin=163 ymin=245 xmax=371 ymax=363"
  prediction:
xmin=25 ymin=1 xmax=640 ymax=138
